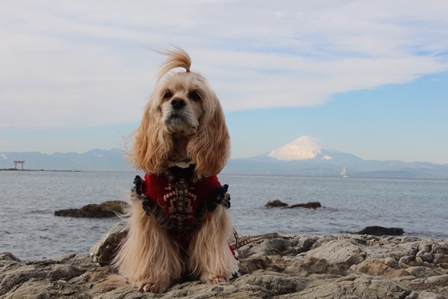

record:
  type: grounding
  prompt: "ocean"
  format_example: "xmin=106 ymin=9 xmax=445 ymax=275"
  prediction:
xmin=1 ymin=170 xmax=447 ymax=260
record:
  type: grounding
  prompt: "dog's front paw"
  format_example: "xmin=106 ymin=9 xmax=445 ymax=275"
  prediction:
xmin=206 ymin=276 xmax=228 ymax=284
xmin=138 ymin=282 xmax=168 ymax=293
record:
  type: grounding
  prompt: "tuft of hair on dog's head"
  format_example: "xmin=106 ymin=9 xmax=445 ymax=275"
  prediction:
xmin=129 ymin=48 xmax=230 ymax=178
xmin=156 ymin=47 xmax=192 ymax=82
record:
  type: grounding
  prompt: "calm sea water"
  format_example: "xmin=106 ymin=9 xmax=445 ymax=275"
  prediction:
xmin=1 ymin=171 xmax=447 ymax=260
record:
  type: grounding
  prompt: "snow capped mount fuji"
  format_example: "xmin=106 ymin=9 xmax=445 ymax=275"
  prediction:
xmin=224 ymin=135 xmax=367 ymax=176
xmin=268 ymin=136 xmax=339 ymax=161
xmin=223 ymin=135 xmax=448 ymax=178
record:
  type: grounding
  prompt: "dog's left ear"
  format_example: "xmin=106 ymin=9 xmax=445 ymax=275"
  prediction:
xmin=188 ymin=93 xmax=230 ymax=177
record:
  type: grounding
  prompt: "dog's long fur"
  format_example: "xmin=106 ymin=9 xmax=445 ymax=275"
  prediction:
xmin=129 ymin=48 xmax=229 ymax=177
xmin=113 ymin=48 xmax=238 ymax=293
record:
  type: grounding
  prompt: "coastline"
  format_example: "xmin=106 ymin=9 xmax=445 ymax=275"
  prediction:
xmin=1 ymin=231 xmax=448 ymax=298
xmin=0 ymin=168 xmax=82 ymax=172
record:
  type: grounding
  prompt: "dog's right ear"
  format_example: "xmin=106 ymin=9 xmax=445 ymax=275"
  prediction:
xmin=129 ymin=96 xmax=172 ymax=174
xmin=188 ymin=92 xmax=230 ymax=177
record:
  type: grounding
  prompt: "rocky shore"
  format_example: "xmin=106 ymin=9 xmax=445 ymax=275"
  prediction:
xmin=2 ymin=226 xmax=448 ymax=299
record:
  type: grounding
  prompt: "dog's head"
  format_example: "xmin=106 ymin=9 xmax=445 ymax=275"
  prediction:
xmin=130 ymin=48 xmax=230 ymax=177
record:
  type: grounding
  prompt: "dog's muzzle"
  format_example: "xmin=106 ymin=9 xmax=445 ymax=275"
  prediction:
xmin=165 ymin=98 xmax=188 ymax=123
xmin=171 ymin=98 xmax=186 ymax=110
xmin=163 ymin=98 xmax=198 ymax=134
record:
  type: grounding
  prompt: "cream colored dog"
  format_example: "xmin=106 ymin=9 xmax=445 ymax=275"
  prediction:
xmin=114 ymin=48 xmax=238 ymax=293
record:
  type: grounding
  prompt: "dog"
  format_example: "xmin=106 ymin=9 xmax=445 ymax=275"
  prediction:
xmin=113 ymin=48 xmax=239 ymax=293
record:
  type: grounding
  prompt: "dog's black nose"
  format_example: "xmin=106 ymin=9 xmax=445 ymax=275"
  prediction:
xmin=171 ymin=98 xmax=186 ymax=110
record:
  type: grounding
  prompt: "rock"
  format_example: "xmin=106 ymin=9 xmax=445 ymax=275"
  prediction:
xmin=287 ymin=201 xmax=322 ymax=209
xmin=233 ymin=271 xmax=308 ymax=296
xmin=282 ymin=275 xmax=413 ymax=299
xmin=0 ymin=252 xmax=21 ymax=262
xmin=90 ymin=222 xmax=128 ymax=266
xmin=0 ymin=253 xmax=93 ymax=298
xmin=265 ymin=199 xmax=289 ymax=207
xmin=265 ymin=200 xmax=322 ymax=209
xmin=54 ymin=200 xmax=128 ymax=218
xmin=405 ymin=266 xmax=441 ymax=278
xmin=356 ymin=226 xmax=404 ymax=236
xmin=416 ymin=291 xmax=446 ymax=299
xmin=384 ymin=257 xmax=399 ymax=268
xmin=2 ymin=232 xmax=448 ymax=298
xmin=304 ymin=237 xmax=367 ymax=267
xmin=350 ymin=260 xmax=408 ymax=278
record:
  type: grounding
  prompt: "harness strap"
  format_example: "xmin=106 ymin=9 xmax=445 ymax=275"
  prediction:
xmin=162 ymin=166 xmax=200 ymax=187
xmin=133 ymin=175 xmax=171 ymax=226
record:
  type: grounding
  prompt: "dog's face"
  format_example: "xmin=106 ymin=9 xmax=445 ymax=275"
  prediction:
xmin=130 ymin=49 xmax=230 ymax=177
xmin=159 ymin=75 xmax=205 ymax=136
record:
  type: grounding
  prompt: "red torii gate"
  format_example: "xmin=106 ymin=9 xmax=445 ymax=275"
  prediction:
xmin=14 ymin=160 xmax=25 ymax=170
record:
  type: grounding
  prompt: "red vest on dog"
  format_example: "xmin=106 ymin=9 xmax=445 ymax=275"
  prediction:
xmin=140 ymin=166 xmax=223 ymax=233
xmin=138 ymin=166 xmax=237 ymax=259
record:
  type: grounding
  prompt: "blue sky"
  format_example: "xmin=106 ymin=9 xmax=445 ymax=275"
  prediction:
xmin=1 ymin=1 xmax=447 ymax=164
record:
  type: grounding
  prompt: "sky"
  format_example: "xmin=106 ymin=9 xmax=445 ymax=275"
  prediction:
xmin=1 ymin=1 xmax=448 ymax=164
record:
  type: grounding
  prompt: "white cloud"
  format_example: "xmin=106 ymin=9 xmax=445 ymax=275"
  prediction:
xmin=1 ymin=0 xmax=448 ymax=128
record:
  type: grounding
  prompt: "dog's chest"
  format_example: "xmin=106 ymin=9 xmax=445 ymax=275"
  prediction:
xmin=162 ymin=175 xmax=199 ymax=230
xmin=143 ymin=167 xmax=221 ymax=232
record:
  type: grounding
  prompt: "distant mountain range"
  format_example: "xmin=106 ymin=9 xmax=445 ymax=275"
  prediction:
xmin=0 ymin=149 xmax=133 ymax=172
xmin=222 ymin=136 xmax=448 ymax=179
xmin=1 ymin=136 xmax=448 ymax=179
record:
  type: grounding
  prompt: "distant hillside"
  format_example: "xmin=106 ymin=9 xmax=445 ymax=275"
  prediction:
xmin=0 ymin=148 xmax=133 ymax=172
xmin=2 ymin=139 xmax=447 ymax=179
xmin=222 ymin=136 xmax=448 ymax=179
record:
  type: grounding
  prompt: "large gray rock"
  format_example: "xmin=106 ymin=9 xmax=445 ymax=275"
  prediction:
xmin=1 ymin=232 xmax=448 ymax=298
xmin=280 ymin=275 xmax=412 ymax=299
xmin=304 ymin=237 xmax=367 ymax=267
xmin=90 ymin=221 xmax=128 ymax=266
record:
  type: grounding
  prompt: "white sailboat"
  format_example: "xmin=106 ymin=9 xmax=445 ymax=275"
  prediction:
xmin=341 ymin=165 xmax=349 ymax=178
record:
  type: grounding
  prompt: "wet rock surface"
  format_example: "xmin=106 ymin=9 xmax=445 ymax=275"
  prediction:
xmin=2 ymin=233 xmax=448 ymax=298
xmin=286 ymin=201 xmax=322 ymax=209
xmin=356 ymin=225 xmax=405 ymax=236
xmin=54 ymin=200 xmax=128 ymax=218
xmin=265 ymin=199 xmax=289 ymax=207
xmin=265 ymin=200 xmax=322 ymax=209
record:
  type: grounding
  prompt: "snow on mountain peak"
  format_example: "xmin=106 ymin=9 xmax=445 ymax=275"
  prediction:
xmin=268 ymin=136 xmax=339 ymax=161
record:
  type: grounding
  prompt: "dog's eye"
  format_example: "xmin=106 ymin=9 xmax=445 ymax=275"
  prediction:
xmin=188 ymin=90 xmax=201 ymax=102
xmin=163 ymin=90 xmax=172 ymax=99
